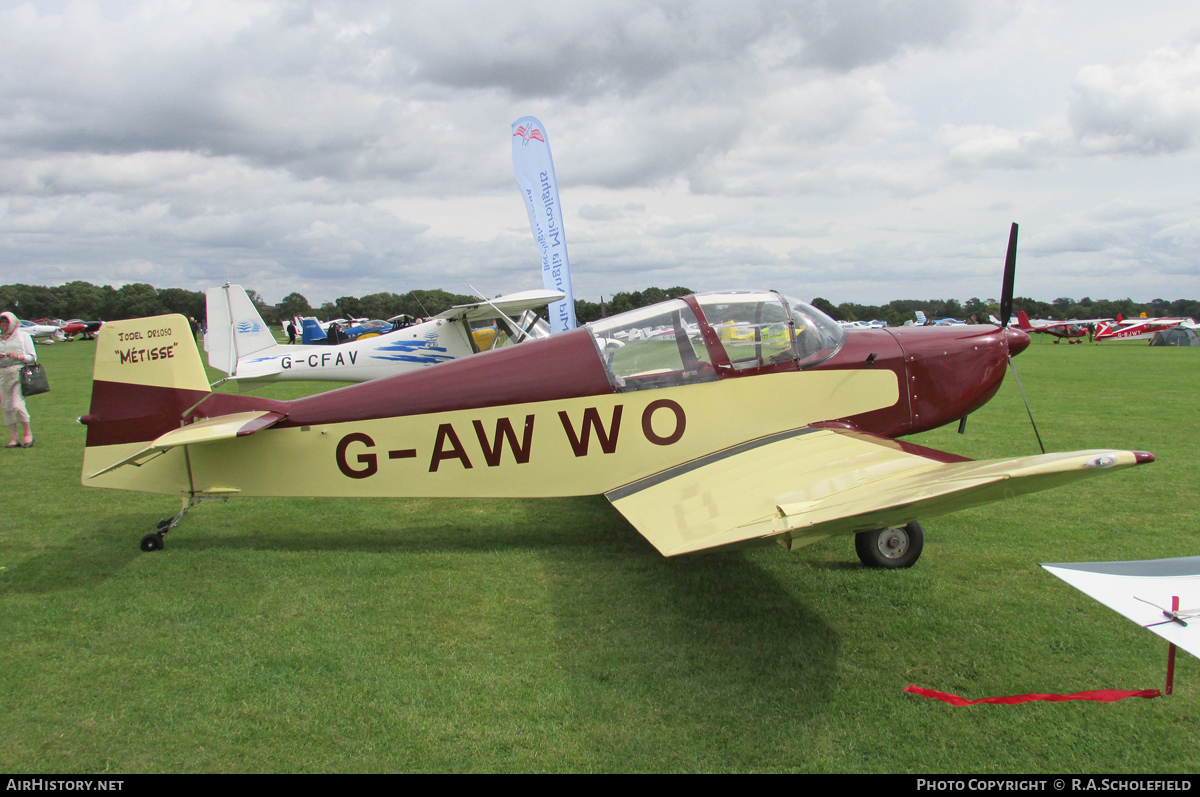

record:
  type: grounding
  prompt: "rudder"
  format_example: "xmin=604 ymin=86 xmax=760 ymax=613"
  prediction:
xmin=82 ymin=314 xmax=210 ymax=493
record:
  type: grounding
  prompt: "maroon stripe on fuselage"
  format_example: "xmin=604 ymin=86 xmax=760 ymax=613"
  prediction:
xmin=273 ymin=327 xmax=614 ymax=428
xmin=84 ymin=330 xmax=613 ymax=446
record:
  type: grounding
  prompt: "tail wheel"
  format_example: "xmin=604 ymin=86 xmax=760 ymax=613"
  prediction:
xmin=140 ymin=533 xmax=165 ymax=553
xmin=855 ymin=522 xmax=923 ymax=569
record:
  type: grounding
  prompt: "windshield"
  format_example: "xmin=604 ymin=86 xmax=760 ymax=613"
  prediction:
xmin=780 ymin=295 xmax=845 ymax=365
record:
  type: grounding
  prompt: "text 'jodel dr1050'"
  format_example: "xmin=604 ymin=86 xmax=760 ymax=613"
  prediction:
xmin=79 ymin=226 xmax=1154 ymax=567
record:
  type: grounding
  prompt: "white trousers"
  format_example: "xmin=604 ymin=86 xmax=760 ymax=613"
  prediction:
xmin=0 ymin=365 xmax=29 ymax=426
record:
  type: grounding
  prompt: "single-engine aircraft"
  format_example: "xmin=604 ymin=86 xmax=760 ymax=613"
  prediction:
xmin=1094 ymin=316 xmax=1196 ymax=343
xmin=1014 ymin=311 xmax=1094 ymax=344
xmin=20 ymin=319 xmax=65 ymax=343
xmin=81 ymin=225 xmax=1155 ymax=566
xmin=205 ymin=284 xmax=563 ymax=385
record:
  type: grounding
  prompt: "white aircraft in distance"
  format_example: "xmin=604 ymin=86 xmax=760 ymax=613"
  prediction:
xmin=21 ymin=319 xmax=65 ymax=343
xmin=206 ymin=284 xmax=563 ymax=385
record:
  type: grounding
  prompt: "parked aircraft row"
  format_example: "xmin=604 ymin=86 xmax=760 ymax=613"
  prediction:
xmin=1015 ymin=311 xmax=1197 ymax=343
xmin=14 ymin=318 xmax=104 ymax=342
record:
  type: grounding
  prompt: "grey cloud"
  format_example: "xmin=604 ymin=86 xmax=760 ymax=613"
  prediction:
xmin=794 ymin=0 xmax=977 ymax=71
xmin=1069 ymin=42 xmax=1200 ymax=154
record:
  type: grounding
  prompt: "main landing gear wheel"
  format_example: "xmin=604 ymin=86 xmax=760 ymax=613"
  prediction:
xmin=140 ymin=533 xmax=165 ymax=552
xmin=855 ymin=522 xmax=924 ymax=569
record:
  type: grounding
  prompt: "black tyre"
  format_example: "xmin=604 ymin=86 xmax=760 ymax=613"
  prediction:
xmin=140 ymin=533 xmax=164 ymax=552
xmin=855 ymin=522 xmax=923 ymax=569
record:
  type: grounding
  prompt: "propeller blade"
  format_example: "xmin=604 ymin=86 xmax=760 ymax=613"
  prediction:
xmin=999 ymin=222 xmax=1018 ymax=328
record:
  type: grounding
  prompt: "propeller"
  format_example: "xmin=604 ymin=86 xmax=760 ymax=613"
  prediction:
xmin=997 ymin=221 xmax=1045 ymax=454
xmin=999 ymin=222 xmax=1017 ymax=328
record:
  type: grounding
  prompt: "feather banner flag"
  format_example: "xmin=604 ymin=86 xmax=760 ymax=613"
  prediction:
xmin=512 ymin=117 xmax=576 ymax=333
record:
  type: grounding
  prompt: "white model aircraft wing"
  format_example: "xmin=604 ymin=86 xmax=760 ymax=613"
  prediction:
xmin=87 ymin=410 xmax=286 ymax=478
xmin=433 ymin=289 xmax=565 ymax=323
xmin=607 ymin=426 xmax=1152 ymax=557
xmin=1042 ymin=558 xmax=1200 ymax=659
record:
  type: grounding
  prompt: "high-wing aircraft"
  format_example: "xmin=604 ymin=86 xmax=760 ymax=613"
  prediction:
xmin=205 ymin=284 xmax=563 ymax=384
xmin=1014 ymin=311 xmax=1095 ymax=343
xmin=81 ymin=225 xmax=1155 ymax=564
xmin=1094 ymin=316 xmax=1197 ymax=343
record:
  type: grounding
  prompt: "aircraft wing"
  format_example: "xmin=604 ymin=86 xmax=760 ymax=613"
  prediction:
xmin=432 ymin=289 xmax=565 ymax=323
xmin=606 ymin=426 xmax=1152 ymax=557
xmin=1042 ymin=558 xmax=1200 ymax=659
xmin=87 ymin=410 xmax=286 ymax=478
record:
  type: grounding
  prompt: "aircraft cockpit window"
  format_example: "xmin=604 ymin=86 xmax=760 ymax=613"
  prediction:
xmin=696 ymin=291 xmax=794 ymax=371
xmin=781 ymin=295 xmax=845 ymax=366
xmin=588 ymin=300 xmax=717 ymax=393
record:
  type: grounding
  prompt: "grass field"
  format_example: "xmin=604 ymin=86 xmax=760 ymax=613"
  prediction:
xmin=1 ymin=332 xmax=1196 ymax=773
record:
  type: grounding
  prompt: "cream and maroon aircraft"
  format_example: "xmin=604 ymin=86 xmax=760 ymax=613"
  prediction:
xmin=80 ymin=229 xmax=1155 ymax=567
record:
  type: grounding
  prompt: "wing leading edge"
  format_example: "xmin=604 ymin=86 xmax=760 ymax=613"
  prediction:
xmin=606 ymin=426 xmax=1153 ymax=557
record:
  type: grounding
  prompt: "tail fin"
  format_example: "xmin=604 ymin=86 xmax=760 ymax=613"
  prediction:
xmin=81 ymin=314 xmax=211 ymax=493
xmin=205 ymin=285 xmax=279 ymax=375
xmin=1016 ymin=310 xmax=1033 ymax=330
xmin=300 ymin=318 xmax=327 ymax=344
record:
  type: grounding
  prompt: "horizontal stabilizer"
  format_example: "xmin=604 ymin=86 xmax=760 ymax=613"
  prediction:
xmin=88 ymin=410 xmax=286 ymax=478
xmin=607 ymin=427 xmax=1152 ymax=557
xmin=433 ymin=289 xmax=565 ymax=323
xmin=221 ymin=358 xmax=285 ymax=381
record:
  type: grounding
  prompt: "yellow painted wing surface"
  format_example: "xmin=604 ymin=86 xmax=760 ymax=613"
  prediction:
xmin=606 ymin=427 xmax=1145 ymax=557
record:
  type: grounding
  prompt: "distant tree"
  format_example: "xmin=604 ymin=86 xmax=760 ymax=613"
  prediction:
xmin=575 ymin=298 xmax=603 ymax=324
xmin=276 ymin=292 xmax=314 ymax=320
xmin=58 ymin=280 xmax=115 ymax=320
xmin=334 ymin=295 xmax=364 ymax=319
xmin=963 ymin=297 xmax=988 ymax=322
xmin=158 ymin=287 xmax=205 ymax=321
xmin=810 ymin=297 xmax=841 ymax=320
xmin=357 ymin=292 xmax=404 ymax=320
xmin=109 ymin=283 xmax=166 ymax=319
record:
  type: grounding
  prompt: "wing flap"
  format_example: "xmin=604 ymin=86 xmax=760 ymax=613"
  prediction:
xmin=607 ymin=427 xmax=1150 ymax=557
xmin=87 ymin=410 xmax=286 ymax=478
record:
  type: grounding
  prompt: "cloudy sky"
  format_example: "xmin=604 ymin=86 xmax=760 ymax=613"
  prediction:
xmin=1 ymin=0 xmax=1198 ymax=307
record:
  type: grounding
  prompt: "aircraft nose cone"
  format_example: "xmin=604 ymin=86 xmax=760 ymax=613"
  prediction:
xmin=1005 ymin=326 xmax=1031 ymax=357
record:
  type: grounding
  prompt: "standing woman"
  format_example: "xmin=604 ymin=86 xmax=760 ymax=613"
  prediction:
xmin=0 ymin=312 xmax=36 ymax=448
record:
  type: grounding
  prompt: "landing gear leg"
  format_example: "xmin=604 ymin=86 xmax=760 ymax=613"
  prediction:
xmin=855 ymin=522 xmax=924 ymax=569
xmin=139 ymin=493 xmax=228 ymax=552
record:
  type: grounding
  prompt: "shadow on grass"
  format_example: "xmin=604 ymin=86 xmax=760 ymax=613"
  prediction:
xmin=537 ymin=500 xmax=840 ymax=768
xmin=0 ymin=514 xmax=144 ymax=595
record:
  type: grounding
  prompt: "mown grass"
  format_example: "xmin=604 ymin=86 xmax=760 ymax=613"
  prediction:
xmin=0 ymin=332 xmax=1196 ymax=772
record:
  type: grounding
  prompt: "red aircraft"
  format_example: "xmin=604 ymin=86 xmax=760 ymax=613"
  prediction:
xmin=1015 ymin=311 xmax=1092 ymax=344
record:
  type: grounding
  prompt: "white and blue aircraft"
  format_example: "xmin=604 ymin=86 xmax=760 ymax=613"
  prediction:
xmin=205 ymin=284 xmax=561 ymax=386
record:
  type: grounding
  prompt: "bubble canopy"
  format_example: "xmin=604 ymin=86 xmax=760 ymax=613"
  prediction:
xmin=586 ymin=291 xmax=845 ymax=393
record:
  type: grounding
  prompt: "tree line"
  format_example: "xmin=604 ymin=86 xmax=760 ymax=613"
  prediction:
xmin=2 ymin=280 xmax=1198 ymax=327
